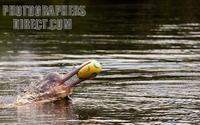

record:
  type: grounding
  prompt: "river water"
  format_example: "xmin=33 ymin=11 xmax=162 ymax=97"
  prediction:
xmin=0 ymin=1 xmax=200 ymax=125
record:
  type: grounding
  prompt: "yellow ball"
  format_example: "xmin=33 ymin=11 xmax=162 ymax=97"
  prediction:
xmin=78 ymin=60 xmax=102 ymax=79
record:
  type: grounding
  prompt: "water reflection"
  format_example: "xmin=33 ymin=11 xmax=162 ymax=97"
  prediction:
xmin=17 ymin=99 xmax=78 ymax=125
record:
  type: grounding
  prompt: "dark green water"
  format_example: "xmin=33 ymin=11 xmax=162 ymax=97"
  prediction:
xmin=1 ymin=1 xmax=200 ymax=124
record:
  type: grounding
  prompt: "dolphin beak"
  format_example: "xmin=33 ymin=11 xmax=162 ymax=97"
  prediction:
xmin=60 ymin=61 xmax=91 ymax=85
xmin=68 ymin=73 xmax=97 ymax=87
xmin=61 ymin=68 xmax=97 ymax=88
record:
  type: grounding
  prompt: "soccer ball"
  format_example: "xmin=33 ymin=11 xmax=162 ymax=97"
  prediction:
xmin=78 ymin=60 xmax=102 ymax=79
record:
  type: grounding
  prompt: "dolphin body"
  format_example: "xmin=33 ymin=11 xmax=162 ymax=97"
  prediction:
xmin=16 ymin=60 xmax=102 ymax=105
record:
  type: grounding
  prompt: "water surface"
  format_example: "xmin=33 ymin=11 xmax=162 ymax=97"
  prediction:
xmin=0 ymin=1 xmax=200 ymax=125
